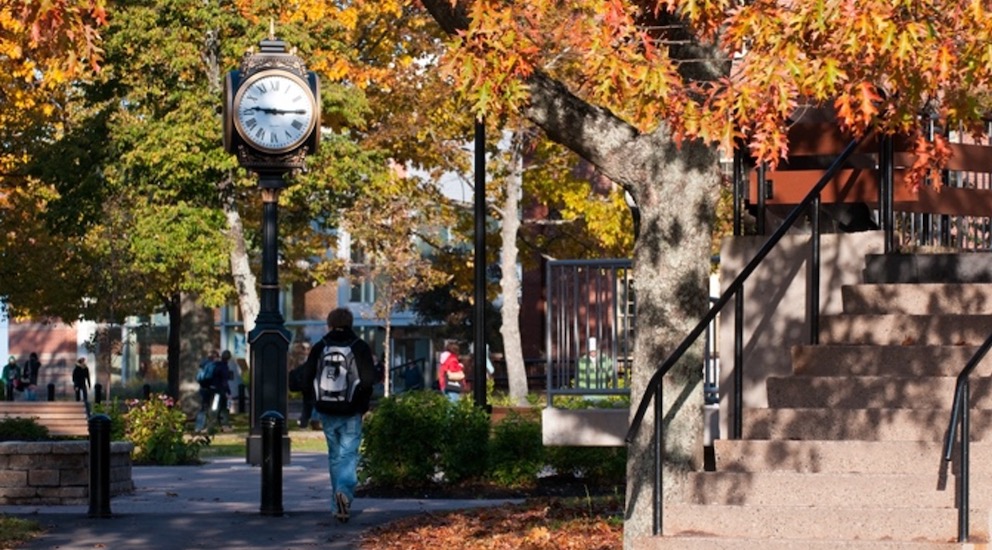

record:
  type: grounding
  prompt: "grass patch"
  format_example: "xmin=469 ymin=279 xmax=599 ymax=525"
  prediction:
xmin=196 ymin=429 xmax=327 ymax=459
xmin=0 ymin=515 xmax=43 ymax=546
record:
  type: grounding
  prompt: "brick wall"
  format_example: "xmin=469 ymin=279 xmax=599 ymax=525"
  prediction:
xmin=0 ymin=441 xmax=133 ymax=505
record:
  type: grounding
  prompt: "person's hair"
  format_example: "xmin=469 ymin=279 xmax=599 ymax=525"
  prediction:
xmin=445 ymin=342 xmax=460 ymax=355
xmin=327 ymin=307 xmax=354 ymax=329
xmin=221 ymin=350 xmax=232 ymax=361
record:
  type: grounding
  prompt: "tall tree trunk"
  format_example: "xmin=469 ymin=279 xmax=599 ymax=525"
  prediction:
xmin=219 ymin=172 xmax=260 ymax=340
xmin=622 ymin=136 xmax=718 ymax=546
xmin=499 ymin=131 xmax=529 ymax=405
xmin=205 ymin=26 xmax=259 ymax=352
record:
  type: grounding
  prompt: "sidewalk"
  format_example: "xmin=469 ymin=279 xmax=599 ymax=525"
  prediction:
xmin=4 ymin=453 xmax=519 ymax=550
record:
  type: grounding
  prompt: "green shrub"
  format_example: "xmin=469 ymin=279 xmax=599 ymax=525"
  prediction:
xmin=91 ymin=398 xmax=127 ymax=441
xmin=0 ymin=417 xmax=50 ymax=442
xmin=487 ymin=412 xmax=544 ymax=487
xmin=125 ymin=394 xmax=209 ymax=465
xmin=546 ymin=446 xmax=627 ymax=485
xmin=551 ymin=394 xmax=630 ymax=409
xmin=437 ymin=398 xmax=490 ymax=483
xmin=361 ymin=391 xmax=449 ymax=488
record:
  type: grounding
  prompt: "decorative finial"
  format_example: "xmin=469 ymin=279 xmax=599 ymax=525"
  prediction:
xmin=269 ymin=18 xmax=275 ymax=41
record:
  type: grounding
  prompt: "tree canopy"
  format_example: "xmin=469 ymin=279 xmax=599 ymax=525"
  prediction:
xmin=430 ymin=1 xmax=992 ymax=178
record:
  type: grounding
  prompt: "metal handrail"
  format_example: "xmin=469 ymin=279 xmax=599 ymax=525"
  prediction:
xmin=942 ymin=332 xmax=992 ymax=542
xmin=624 ymin=135 xmax=867 ymax=536
xmin=389 ymin=358 xmax=427 ymax=393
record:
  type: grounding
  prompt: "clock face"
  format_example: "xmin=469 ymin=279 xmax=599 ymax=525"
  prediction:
xmin=233 ymin=71 xmax=317 ymax=153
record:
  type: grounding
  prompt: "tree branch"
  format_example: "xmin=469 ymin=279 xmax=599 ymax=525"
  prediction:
xmin=417 ymin=0 xmax=658 ymax=192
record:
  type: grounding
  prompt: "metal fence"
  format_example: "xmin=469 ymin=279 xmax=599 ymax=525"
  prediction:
xmin=894 ymin=126 xmax=992 ymax=251
xmin=545 ymin=259 xmax=635 ymax=404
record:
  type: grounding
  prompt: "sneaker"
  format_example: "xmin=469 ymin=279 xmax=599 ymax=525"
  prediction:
xmin=335 ymin=492 xmax=350 ymax=523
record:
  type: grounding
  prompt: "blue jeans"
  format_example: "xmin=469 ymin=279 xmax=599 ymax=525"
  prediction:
xmin=445 ymin=391 xmax=461 ymax=403
xmin=317 ymin=412 xmax=363 ymax=505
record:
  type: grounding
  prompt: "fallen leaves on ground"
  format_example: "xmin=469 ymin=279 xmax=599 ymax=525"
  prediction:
xmin=361 ymin=496 xmax=622 ymax=549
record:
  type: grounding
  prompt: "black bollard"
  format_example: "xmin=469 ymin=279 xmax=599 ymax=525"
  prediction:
xmin=237 ymin=384 xmax=247 ymax=414
xmin=260 ymin=411 xmax=284 ymax=516
xmin=142 ymin=384 xmax=151 ymax=400
xmin=47 ymin=383 xmax=55 ymax=401
xmin=87 ymin=414 xmax=112 ymax=518
xmin=94 ymin=383 xmax=104 ymax=404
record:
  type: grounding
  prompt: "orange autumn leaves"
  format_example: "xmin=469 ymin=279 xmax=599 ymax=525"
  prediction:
xmin=437 ymin=0 xmax=992 ymax=173
xmin=362 ymin=497 xmax=622 ymax=550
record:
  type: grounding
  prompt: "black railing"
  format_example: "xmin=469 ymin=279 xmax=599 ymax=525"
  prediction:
xmin=943 ymin=332 xmax=992 ymax=542
xmin=624 ymin=135 xmax=867 ymax=536
xmin=388 ymin=358 xmax=428 ymax=394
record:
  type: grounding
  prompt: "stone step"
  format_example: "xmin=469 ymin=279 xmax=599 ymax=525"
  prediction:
xmin=683 ymin=470 xmax=983 ymax=508
xmin=819 ymin=314 xmax=992 ymax=346
xmin=791 ymin=345 xmax=992 ymax=377
xmin=711 ymin=439 xmax=992 ymax=475
xmin=863 ymin=252 xmax=992 ymax=284
xmin=634 ymin=535 xmax=975 ymax=550
xmin=765 ymin=376 xmax=991 ymax=409
xmin=741 ymin=408 xmax=992 ymax=441
xmin=842 ymin=283 xmax=992 ymax=315
xmin=662 ymin=503 xmax=987 ymax=543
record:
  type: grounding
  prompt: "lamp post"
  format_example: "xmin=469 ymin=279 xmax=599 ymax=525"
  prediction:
xmin=223 ymin=33 xmax=320 ymax=512
xmin=473 ymin=119 xmax=488 ymax=409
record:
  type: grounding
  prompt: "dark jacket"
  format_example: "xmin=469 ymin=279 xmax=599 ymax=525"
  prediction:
xmin=72 ymin=365 xmax=91 ymax=389
xmin=22 ymin=358 xmax=40 ymax=386
xmin=212 ymin=360 xmax=231 ymax=395
xmin=302 ymin=327 xmax=375 ymax=416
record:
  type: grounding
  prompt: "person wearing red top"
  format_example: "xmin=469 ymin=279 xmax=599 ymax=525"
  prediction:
xmin=438 ymin=342 xmax=465 ymax=402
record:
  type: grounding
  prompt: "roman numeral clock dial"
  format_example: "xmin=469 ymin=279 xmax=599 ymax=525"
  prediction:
xmin=232 ymin=71 xmax=317 ymax=154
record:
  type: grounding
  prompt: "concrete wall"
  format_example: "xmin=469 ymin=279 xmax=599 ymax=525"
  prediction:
xmin=716 ymin=231 xmax=885 ymax=439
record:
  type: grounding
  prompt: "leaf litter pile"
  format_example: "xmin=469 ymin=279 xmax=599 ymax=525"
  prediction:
xmin=361 ymin=496 xmax=623 ymax=549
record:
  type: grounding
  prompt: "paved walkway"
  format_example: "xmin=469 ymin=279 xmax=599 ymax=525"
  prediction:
xmin=3 ymin=453 xmax=519 ymax=549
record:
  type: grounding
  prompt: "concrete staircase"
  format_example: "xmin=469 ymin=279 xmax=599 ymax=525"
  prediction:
xmin=639 ymin=254 xmax=992 ymax=549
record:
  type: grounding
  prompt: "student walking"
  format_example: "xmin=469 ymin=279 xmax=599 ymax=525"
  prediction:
xmin=301 ymin=308 xmax=376 ymax=523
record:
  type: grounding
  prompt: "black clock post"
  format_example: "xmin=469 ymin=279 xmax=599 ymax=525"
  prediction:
xmin=223 ymin=34 xmax=320 ymax=516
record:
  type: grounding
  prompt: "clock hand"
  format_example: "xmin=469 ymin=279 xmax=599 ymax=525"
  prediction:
xmin=243 ymin=106 xmax=307 ymax=115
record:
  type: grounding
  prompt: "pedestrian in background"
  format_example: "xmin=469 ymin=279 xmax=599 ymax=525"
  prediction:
xmin=2 ymin=356 xmax=18 ymax=400
xmin=438 ymin=342 xmax=465 ymax=402
xmin=213 ymin=351 xmax=233 ymax=429
xmin=225 ymin=352 xmax=242 ymax=414
xmin=72 ymin=357 xmax=91 ymax=403
xmin=22 ymin=352 xmax=41 ymax=401
xmin=195 ymin=350 xmax=219 ymax=431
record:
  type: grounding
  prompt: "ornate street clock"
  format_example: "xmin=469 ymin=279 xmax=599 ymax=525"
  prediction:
xmin=224 ymin=35 xmax=320 ymax=175
xmin=221 ymin=32 xmax=321 ymax=474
